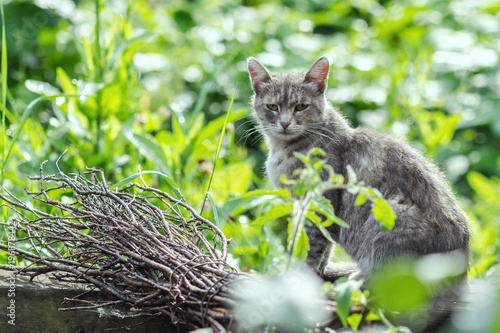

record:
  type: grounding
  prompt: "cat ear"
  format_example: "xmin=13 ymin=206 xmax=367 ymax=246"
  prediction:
xmin=247 ymin=57 xmax=272 ymax=93
xmin=303 ymin=57 xmax=330 ymax=94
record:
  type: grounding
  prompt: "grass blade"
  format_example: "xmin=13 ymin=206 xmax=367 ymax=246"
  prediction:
xmin=1 ymin=0 xmax=7 ymax=191
xmin=200 ymin=85 xmax=237 ymax=215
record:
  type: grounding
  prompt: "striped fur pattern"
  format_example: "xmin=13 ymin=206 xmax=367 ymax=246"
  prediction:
xmin=248 ymin=57 xmax=470 ymax=279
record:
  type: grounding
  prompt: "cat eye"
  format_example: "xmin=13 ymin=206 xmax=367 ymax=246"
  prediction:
xmin=295 ymin=104 xmax=309 ymax=111
xmin=266 ymin=104 xmax=279 ymax=111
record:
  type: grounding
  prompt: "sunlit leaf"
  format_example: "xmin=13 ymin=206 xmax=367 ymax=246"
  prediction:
xmin=122 ymin=125 xmax=172 ymax=178
xmin=365 ymin=311 xmax=381 ymax=321
xmin=294 ymin=228 xmax=309 ymax=260
xmin=335 ymin=279 xmax=363 ymax=326
xmin=467 ymin=171 xmax=499 ymax=204
xmin=172 ymin=114 xmax=185 ymax=150
xmin=235 ymin=188 xmax=290 ymax=200
xmin=347 ymin=313 xmax=363 ymax=331
xmin=317 ymin=224 xmax=335 ymax=243
xmin=25 ymin=80 xmax=60 ymax=96
xmin=83 ymin=36 xmax=97 ymax=78
xmin=372 ymin=198 xmax=396 ymax=231
xmin=252 ymin=203 xmax=292 ymax=226
xmin=210 ymin=162 xmax=252 ymax=201
xmin=207 ymin=191 xmax=220 ymax=227
xmin=307 ymin=147 xmax=326 ymax=158
xmin=293 ymin=152 xmax=310 ymax=164
xmin=305 ymin=211 xmax=322 ymax=224
xmin=293 ymin=181 xmax=307 ymax=197
xmin=193 ymin=109 xmax=246 ymax=148
xmin=56 ymin=67 xmax=77 ymax=94
xmin=355 ymin=194 xmax=368 ymax=206
xmin=104 ymin=31 xmax=158 ymax=73
xmin=310 ymin=197 xmax=349 ymax=228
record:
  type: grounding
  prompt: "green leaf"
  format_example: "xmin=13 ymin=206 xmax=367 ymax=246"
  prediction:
xmin=103 ymin=31 xmax=158 ymax=73
xmin=187 ymin=112 xmax=205 ymax=142
xmin=307 ymin=147 xmax=325 ymax=158
xmin=355 ymin=194 xmax=368 ymax=206
xmin=82 ymin=37 xmax=95 ymax=78
xmin=467 ymin=171 xmax=499 ymax=204
xmin=252 ymin=203 xmax=292 ymax=226
xmin=294 ymin=228 xmax=310 ymax=259
xmin=335 ymin=279 xmax=364 ymax=326
xmin=311 ymin=197 xmax=335 ymax=219
xmin=258 ymin=227 xmax=271 ymax=258
xmin=280 ymin=174 xmax=296 ymax=185
xmin=122 ymin=125 xmax=173 ymax=178
xmin=24 ymin=79 xmax=60 ymax=96
xmin=56 ymin=67 xmax=77 ymax=94
xmin=346 ymin=165 xmax=357 ymax=184
xmin=193 ymin=109 xmax=246 ymax=148
xmin=372 ymin=198 xmax=396 ymax=231
xmin=235 ymin=188 xmax=290 ymax=200
xmin=317 ymin=224 xmax=335 ymax=243
xmin=209 ymin=162 xmax=252 ymax=202
xmin=305 ymin=211 xmax=322 ymax=224
xmin=365 ymin=311 xmax=381 ymax=321
xmin=310 ymin=197 xmax=349 ymax=228
xmin=187 ymin=82 xmax=210 ymax=129
xmin=293 ymin=181 xmax=307 ymax=197
xmin=293 ymin=151 xmax=310 ymax=164
xmin=347 ymin=313 xmax=363 ymax=331
xmin=207 ymin=192 xmax=220 ymax=227
xmin=172 ymin=114 xmax=185 ymax=150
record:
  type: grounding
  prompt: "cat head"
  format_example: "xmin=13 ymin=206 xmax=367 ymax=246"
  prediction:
xmin=248 ymin=57 xmax=330 ymax=141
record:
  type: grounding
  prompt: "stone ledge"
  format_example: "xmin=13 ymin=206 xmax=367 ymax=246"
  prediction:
xmin=0 ymin=270 xmax=182 ymax=333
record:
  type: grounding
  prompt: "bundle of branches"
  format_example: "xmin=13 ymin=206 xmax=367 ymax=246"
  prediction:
xmin=0 ymin=162 xmax=238 ymax=332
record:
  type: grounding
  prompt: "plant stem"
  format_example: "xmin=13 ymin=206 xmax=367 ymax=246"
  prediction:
xmin=94 ymin=0 xmax=102 ymax=153
xmin=286 ymin=192 xmax=313 ymax=270
xmin=0 ymin=0 xmax=7 ymax=225
xmin=200 ymin=86 xmax=236 ymax=216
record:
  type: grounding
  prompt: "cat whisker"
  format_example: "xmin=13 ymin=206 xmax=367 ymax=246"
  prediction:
xmin=235 ymin=119 xmax=258 ymax=133
xmin=304 ymin=128 xmax=338 ymax=144
xmin=238 ymin=127 xmax=265 ymax=145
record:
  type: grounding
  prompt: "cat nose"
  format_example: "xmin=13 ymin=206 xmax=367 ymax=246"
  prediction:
xmin=280 ymin=121 xmax=291 ymax=129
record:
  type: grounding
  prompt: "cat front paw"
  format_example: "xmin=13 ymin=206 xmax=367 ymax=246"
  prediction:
xmin=322 ymin=262 xmax=359 ymax=282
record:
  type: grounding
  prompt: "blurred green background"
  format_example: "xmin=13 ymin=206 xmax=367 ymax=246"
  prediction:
xmin=1 ymin=0 xmax=499 ymax=301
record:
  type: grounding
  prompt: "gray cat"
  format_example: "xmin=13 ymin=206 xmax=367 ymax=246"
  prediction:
xmin=247 ymin=56 xmax=470 ymax=280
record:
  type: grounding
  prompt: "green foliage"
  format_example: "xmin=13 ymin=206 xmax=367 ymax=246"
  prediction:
xmin=0 ymin=0 xmax=499 ymax=330
xmin=332 ymin=278 xmax=364 ymax=327
xmin=0 ymin=0 xmax=498 ymax=271
xmin=248 ymin=148 xmax=396 ymax=269
xmin=466 ymin=171 xmax=500 ymax=276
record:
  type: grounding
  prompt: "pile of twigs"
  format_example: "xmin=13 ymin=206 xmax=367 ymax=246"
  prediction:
xmin=0 ymin=162 xmax=238 ymax=331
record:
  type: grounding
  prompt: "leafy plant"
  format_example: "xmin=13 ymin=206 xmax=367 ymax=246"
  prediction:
xmin=241 ymin=147 xmax=396 ymax=269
